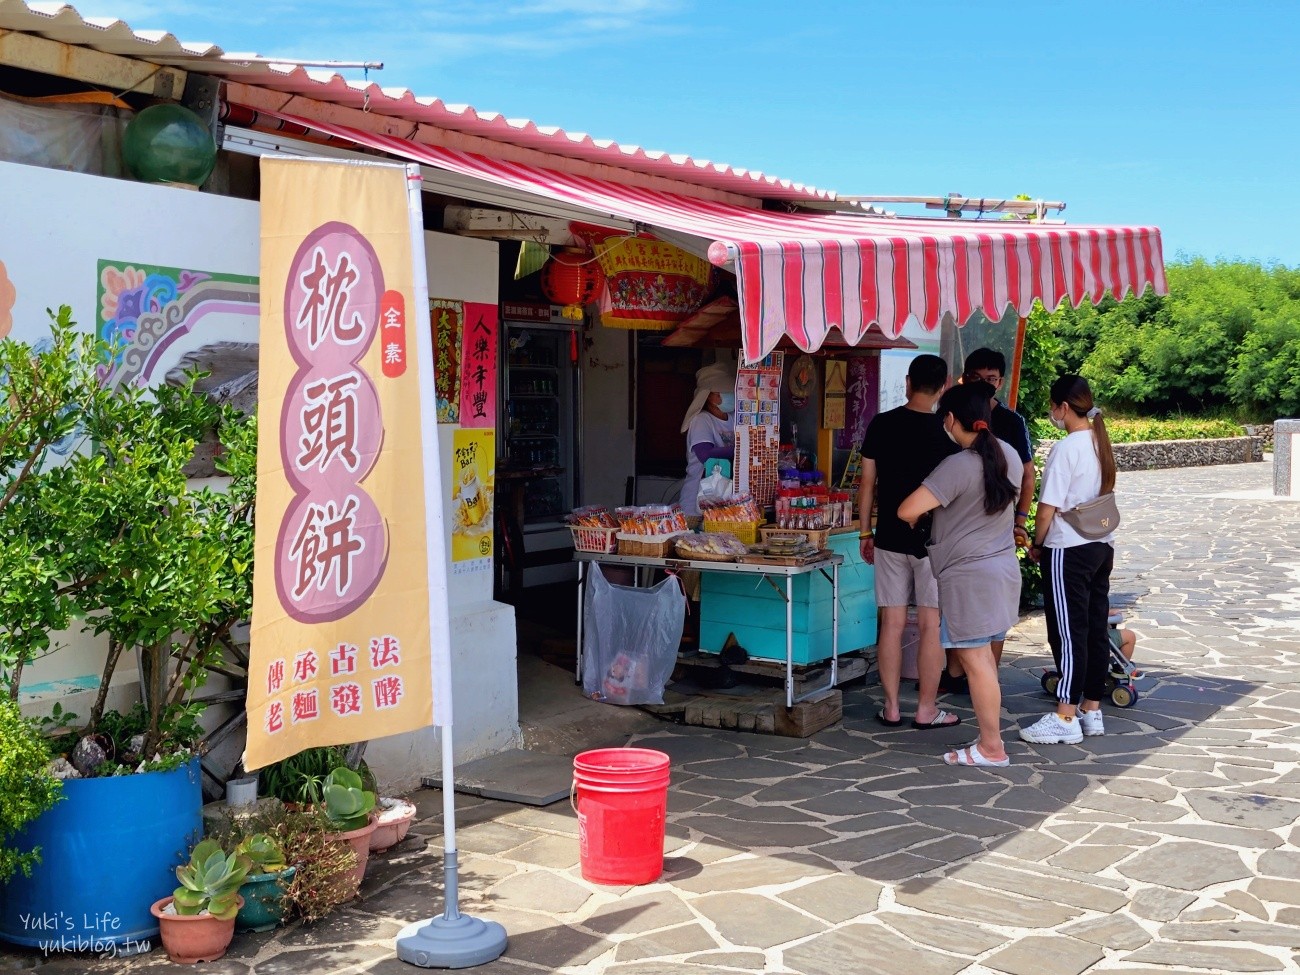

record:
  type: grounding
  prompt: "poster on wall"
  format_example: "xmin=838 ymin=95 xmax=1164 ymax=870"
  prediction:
xmin=836 ymin=356 xmax=880 ymax=450
xmin=823 ymin=359 xmax=847 ymax=430
xmin=450 ymin=428 xmax=495 ymax=573
xmin=733 ymin=351 xmax=784 ymax=505
xmin=457 ymin=302 xmax=498 ymax=428
xmin=247 ymin=158 xmax=441 ymax=769
xmin=432 ymin=297 xmax=462 ymax=423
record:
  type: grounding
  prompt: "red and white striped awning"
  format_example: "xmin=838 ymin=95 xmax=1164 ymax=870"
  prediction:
xmin=265 ymin=111 xmax=1167 ymax=363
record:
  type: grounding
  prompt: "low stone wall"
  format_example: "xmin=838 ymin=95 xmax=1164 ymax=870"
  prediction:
xmin=1112 ymin=437 xmax=1263 ymax=471
xmin=1243 ymin=424 xmax=1276 ymax=451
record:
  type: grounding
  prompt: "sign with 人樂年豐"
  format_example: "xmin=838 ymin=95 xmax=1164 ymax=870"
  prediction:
xmin=457 ymin=303 xmax=498 ymax=428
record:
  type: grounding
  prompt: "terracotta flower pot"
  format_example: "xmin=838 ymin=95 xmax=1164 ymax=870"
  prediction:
xmin=323 ymin=816 xmax=378 ymax=899
xmin=369 ymin=798 xmax=417 ymax=853
xmin=150 ymin=895 xmax=243 ymax=964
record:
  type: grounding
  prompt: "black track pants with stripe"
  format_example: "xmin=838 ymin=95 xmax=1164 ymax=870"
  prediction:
xmin=1043 ymin=542 xmax=1114 ymax=706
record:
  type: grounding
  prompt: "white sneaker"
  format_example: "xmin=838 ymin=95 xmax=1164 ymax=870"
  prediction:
xmin=1079 ymin=709 xmax=1105 ymax=737
xmin=1019 ymin=712 xmax=1084 ymax=744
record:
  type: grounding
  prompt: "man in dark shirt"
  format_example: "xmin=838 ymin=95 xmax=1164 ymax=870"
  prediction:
xmin=858 ymin=354 xmax=960 ymax=729
xmin=941 ymin=347 xmax=1036 ymax=684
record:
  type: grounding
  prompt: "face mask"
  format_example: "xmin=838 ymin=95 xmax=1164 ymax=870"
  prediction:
xmin=717 ymin=393 xmax=735 ymax=414
xmin=1049 ymin=408 xmax=1067 ymax=431
xmin=944 ymin=419 xmax=958 ymax=444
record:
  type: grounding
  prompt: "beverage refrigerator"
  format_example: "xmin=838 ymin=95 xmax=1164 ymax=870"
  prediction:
xmin=498 ymin=316 xmax=582 ymax=592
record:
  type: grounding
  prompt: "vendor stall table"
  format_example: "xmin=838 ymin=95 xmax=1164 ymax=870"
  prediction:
xmin=573 ymin=551 xmax=843 ymax=708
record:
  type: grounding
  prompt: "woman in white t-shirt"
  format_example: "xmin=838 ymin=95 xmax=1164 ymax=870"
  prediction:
xmin=1020 ymin=375 xmax=1118 ymax=746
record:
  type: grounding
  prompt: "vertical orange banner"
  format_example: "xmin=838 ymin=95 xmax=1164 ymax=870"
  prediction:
xmin=246 ymin=158 xmax=436 ymax=770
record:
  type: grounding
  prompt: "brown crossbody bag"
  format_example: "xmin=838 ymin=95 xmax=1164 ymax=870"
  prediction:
xmin=1059 ymin=492 xmax=1121 ymax=540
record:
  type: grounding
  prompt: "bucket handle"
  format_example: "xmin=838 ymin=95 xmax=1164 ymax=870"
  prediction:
xmin=570 ymin=779 xmax=579 ymax=816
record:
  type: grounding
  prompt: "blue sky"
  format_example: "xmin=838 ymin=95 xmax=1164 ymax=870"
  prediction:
xmin=80 ymin=0 xmax=1298 ymax=266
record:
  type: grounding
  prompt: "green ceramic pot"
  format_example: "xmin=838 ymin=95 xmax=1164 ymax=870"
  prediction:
xmin=235 ymin=866 xmax=296 ymax=933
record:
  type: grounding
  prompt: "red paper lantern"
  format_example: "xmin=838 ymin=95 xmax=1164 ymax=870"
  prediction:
xmin=540 ymin=248 xmax=605 ymax=320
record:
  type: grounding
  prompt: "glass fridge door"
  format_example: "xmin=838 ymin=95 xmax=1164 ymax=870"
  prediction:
xmin=503 ymin=325 xmax=576 ymax=527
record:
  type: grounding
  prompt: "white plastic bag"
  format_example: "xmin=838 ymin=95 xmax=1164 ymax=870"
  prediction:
xmin=697 ymin=467 xmax=734 ymax=505
xmin=582 ymin=565 xmax=685 ymax=705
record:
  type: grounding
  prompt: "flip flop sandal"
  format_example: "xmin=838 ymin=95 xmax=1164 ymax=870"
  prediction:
xmin=944 ymin=743 xmax=1010 ymax=767
xmin=912 ymin=710 xmax=962 ymax=731
xmin=876 ymin=710 xmax=904 ymax=728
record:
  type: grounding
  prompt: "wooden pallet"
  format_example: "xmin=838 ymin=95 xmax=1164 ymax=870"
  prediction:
xmin=642 ymin=687 xmax=842 ymax=738
xmin=676 ymin=650 xmax=869 ymax=698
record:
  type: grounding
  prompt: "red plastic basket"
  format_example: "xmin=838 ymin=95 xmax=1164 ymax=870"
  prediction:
xmin=569 ymin=525 xmax=619 ymax=554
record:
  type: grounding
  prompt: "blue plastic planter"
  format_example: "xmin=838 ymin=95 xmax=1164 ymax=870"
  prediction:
xmin=0 ymin=758 xmax=202 ymax=950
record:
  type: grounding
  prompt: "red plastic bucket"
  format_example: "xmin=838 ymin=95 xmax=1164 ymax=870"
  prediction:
xmin=571 ymin=747 xmax=671 ymax=885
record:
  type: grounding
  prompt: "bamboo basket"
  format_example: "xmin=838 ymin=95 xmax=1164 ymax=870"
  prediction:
xmin=617 ymin=533 xmax=679 ymax=558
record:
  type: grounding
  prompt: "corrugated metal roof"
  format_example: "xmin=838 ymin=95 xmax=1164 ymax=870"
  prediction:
xmin=0 ymin=0 xmax=837 ymax=202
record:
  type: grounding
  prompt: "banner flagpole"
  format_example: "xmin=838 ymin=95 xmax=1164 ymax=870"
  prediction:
xmin=395 ymin=164 xmax=507 ymax=969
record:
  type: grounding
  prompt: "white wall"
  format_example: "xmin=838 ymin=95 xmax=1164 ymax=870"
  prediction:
xmin=580 ymin=317 xmax=636 ymax=509
xmin=363 ymin=230 xmax=521 ymax=792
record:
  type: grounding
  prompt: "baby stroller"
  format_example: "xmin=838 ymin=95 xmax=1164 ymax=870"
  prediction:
xmin=1040 ymin=610 xmax=1144 ymax=708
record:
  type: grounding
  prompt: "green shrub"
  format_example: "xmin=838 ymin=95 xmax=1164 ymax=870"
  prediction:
xmin=0 ymin=699 xmax=62 ymax=882
xmin=1030 ymin=415 xmax=1243 ymax=446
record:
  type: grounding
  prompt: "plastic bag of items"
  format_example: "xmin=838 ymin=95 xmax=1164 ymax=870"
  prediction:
xmin=582 ymin=565 xmax=685 ymax=705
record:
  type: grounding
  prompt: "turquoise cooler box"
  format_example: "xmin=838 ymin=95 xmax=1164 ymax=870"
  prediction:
xmin=699 ymin=532 xmax=877 ymax=665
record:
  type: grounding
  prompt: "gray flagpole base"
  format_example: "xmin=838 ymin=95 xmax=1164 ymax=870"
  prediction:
xmin=396 ymin=914 xmax=507 ymax=969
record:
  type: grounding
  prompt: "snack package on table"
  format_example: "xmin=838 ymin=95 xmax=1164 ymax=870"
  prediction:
xmin=674 ymin=532 xmax=749 ymax=561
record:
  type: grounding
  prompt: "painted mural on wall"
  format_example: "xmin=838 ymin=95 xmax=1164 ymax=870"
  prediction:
xmin=97 ymin=260 xmax=261 ymax=475
xmin=97 ymin=260 xmax=259 ymax=387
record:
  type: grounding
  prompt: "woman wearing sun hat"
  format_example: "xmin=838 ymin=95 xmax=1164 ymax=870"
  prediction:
xmin=679 ymin=362 xmax=738 ymax=517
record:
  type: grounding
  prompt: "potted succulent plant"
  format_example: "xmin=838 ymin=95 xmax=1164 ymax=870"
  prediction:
xmin=233 ymin=833 xmax=295 ymax=933
xmin=369 ymin=796 xmax=418 ymax=854
xmin=315 ymin=766 xmax=377 ymax=897
xmin=150 ymin=839 xmax=249 ymax=963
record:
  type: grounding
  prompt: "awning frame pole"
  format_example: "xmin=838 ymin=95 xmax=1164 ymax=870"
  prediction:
xmin=1006 ymin=316 xmax=1028 ymax=411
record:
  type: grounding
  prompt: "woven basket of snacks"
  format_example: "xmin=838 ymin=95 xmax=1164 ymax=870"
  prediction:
xmin=567 ymin=506 xmax=620 ymax=553
xmin=617 ymin=533 xmax=679 ymax=558
xmin=674 ymin=532 xmax=750 ymax=563
xmin=702 ymin=518 xmax=763 ymax=545
xmin=569 ymin=525 xmax=619 ymax=554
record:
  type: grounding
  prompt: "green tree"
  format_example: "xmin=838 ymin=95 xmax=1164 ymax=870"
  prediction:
xmin=1045 ymin=257 xmax=1300 ymax=420
xmin=0 ymin=308 xmax=256 ymax=759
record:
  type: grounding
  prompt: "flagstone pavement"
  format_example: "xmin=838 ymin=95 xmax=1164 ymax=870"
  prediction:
xmin=22 ymin=460 xmax=1300 ymax=974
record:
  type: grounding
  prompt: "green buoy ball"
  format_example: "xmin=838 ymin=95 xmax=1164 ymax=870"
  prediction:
xmin=123 ymin=103 xmax=217 ymax=186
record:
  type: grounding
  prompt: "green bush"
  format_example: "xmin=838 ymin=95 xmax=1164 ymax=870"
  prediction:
xmin=0 ymin=699 xmax=62 ymax=882
xmin=1030 ymin=416 xmax=1244 ymax=446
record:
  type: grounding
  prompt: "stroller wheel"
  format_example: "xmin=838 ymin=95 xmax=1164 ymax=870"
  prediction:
xmin=1111 ymin=683 xmax=1138 ymax=708
xmin=1041 ymin=671 xmax=1061 ymax=696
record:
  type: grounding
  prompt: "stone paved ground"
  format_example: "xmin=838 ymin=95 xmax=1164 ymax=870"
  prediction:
xmin=22 ymin=460 xmax=1300 ymax=974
